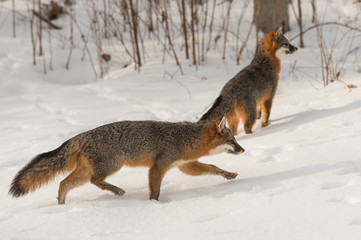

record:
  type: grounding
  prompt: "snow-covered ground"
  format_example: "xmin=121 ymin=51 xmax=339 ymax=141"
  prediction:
xmin=1 ymin=1 xmax=361 ymax=239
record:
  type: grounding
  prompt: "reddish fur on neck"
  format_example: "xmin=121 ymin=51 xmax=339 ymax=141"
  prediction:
xmin=181 ymin=122 xmax=221 ymax=160
xmin=261 ymin=30 xmax=281 ymax=74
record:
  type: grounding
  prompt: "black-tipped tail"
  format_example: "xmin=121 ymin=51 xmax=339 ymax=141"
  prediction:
xmin=8 ymin=176 xmax=25 ymax=198
xmin=9 ymin=140 xmax=71 ymax=198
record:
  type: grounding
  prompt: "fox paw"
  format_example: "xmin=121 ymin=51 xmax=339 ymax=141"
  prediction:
xmin=114 ymin=189 xmax=126 ymax=196
xmin=57 ymin=196 xmax=65 ymax=205
xmin=223 ymin=171 xmax=238 ymax=180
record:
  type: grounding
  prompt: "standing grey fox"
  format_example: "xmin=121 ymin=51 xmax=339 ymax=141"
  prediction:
xmin=9 ymin=117 xmax=244 ymax=204
xmin=199 ymin=26 xmax=297 ymax=135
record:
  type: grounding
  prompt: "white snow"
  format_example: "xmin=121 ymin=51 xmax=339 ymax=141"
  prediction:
xmin=1 ymin=1 xmax=361 ymax=239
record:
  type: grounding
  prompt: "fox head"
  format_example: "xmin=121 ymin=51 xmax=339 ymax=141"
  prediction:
xmin=262 ymin=26 xmax=297 ymax=61
xmin=209 ymin=117 xmax=244 ymax=155
xmin=273 ymin=26 xmax=298 ymax=59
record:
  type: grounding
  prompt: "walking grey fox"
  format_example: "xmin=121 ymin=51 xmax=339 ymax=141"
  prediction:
xmin=9 ymin=117 xmax=244 ymax=204
xmin=199 ymin=26 xmax=297 ymax=135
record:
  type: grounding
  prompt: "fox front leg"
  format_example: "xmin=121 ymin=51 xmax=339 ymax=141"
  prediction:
xmin=148 ymin=164 xmax=166 ymax=200
xmin=261 ymin=98 xmax=274 ymax=127
xmin=178 ymin=161 xmax=238 ymax=180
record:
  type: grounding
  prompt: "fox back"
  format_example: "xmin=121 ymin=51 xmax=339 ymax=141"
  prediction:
xmin=200 ymin=26 xmax=297 ymax=135
xmin=9 ymin=118 xmax=244 ymax=204
xmin=69 ymin=120 xmax=237 ymax=168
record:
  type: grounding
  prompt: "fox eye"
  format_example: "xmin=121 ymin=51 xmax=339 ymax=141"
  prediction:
xmin=283 ymin=43 xmax=289 ymax=47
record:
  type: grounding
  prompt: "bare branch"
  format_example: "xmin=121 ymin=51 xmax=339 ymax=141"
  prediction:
xmin=290 ymin=22 xmax=361 ymax=41
xmin=32 ymin=10 xmax=62 ymax=30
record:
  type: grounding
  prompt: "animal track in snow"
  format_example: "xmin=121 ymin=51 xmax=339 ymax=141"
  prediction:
xmin=350 ymin=218 xmax=361 ymax=226
xmin=329 ymin=196 xmax=361 ymax=204
xmin=321 ymin=181 xmax=348 ymax=190
xmin=193 ymin=214 xmax=220 ymax=223
xmin=250 ymin=146 xmax=277 ymax=163
xmin=335 ymin=167 xmax=360 ymax=176
xmin=251 ymin=144 xmax=295 ymax=163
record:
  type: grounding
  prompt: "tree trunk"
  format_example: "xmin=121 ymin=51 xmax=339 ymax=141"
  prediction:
xmin=147 ymin=0 xmax=154 ymax=33
xmin=190 ymin=0 xmax=197 ymax=66
xmin=129 ymin=0 xmax=141 ymax=68
xmin=297 ymin=0 xmax=304 ymax=48
xmin=311 ymin=0 xmax=316 ymax=23
xmin=253 ymin=0 xmax=290 ymax=34
xmin=181 ymin=0 xmax=189 ymax=59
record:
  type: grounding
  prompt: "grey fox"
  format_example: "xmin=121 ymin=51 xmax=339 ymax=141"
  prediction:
xmin=200 ymin=26 xmax=297 ymax=135
xmin=9 ymin=117 xmax=244 ymax=204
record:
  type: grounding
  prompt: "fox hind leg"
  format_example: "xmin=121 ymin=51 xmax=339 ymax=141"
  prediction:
xmin=58 ymin=155 xmax=93 ymax=204
xmin=226 ymin=102 xmax=255 ymax=136
xmin=89 ymin=159 xmax=125 ymax=196
xmin=226 ymin=113 xmax=240 ymax=136
xmin=240 ymin=102 xmax=257 ymax=134
xmin=178 ymin=161 xmax=237 ymax=180
xmin=90 ymin=177 xmax=126 ymax=196
xmin=257 ymin=105 xmax=262 ymax=119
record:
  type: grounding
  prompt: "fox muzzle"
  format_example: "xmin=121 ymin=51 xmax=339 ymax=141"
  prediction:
xmin=287 ymin=44 xmax=298 ymax=54
xmin=228 ymin=141 xmax=244 ymax=155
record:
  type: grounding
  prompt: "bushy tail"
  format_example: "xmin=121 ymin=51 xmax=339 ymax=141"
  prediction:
xmin=9 ymin=139 xmax=77 ymax=197
xmin=199 ymin=95 xmax=223 ymax=121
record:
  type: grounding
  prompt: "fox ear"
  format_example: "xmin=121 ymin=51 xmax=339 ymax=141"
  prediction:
xmin=275 ymin=26 xmax=283 ymax=38
xmin=217 ymin=116 xmax=226 ymax=133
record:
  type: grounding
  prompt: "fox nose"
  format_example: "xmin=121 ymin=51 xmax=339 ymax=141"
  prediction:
xmin=235 ymin=144 xmax=245 ymax=154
